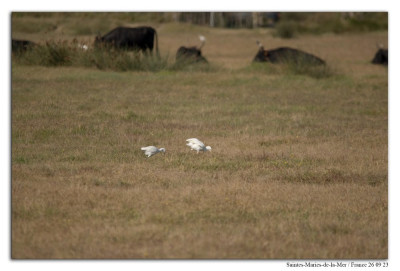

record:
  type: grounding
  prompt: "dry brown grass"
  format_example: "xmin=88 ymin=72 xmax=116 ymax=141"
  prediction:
xmin=11 ymin=14 xmax=388 ymax=259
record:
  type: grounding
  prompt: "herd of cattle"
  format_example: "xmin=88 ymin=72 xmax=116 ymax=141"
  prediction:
xmin=12 ymin=25 xmax=388 ymax=66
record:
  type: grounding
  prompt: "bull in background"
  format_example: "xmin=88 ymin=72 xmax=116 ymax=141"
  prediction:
xmin=95 ymin=26 xmax=159 ymax=55
xmin=253 ymin=41 xmax=325 ymax=66
xmin=12 ymin=39 xmax=36 ymax=53
xmin=372 ymin=45 xmax=388 ymax=65
xmin=176 ymin=35 xmax=208 ymax=64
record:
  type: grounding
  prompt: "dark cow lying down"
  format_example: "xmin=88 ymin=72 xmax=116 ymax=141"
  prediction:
xmin=176 ymin=35 xmax=208 ymax=63
xmin=95 ymin=26 xmax=159 ymax=55
xmin=372 ymin=47 xmax=388 ymax=65
xmin=253 ymin=41 xmax=325 ymax=65
xmin=12 ymin=39 xmax=36 ymax=53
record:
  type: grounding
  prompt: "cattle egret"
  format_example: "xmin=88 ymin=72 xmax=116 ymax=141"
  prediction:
xmin=141 ymin=146 xmax=165 ymax=158
xmin=186 ymin=138 xmax=212 ymax=153
xmin=198 ymin=35 xmax=206 ymax=49
xmin=77 ymin=44 xmax=88 ymax=50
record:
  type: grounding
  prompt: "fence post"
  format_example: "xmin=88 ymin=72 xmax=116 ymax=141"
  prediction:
xmin=252 ymin=12 xmax=259 ymax=28
xmin=210 ymin=12 xmax=215 ymax=27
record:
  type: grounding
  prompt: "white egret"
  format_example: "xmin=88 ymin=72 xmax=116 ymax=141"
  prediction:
xmin=78 ymin=44 xmax=88 ymax=50
xmin=186 ymin=138 xmax=212 ymax=153
xmin=198 ymin=35 xmax=206 ymax=49
xmin=141 ymin=146 xmax=165 ymax=158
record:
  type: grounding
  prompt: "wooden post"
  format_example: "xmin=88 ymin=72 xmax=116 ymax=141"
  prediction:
xmin=252 ymin=12 xmax=259 ymax=28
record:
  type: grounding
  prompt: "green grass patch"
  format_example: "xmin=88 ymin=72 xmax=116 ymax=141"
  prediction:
xmin=13 ymin=40 xmax=217 ymax=72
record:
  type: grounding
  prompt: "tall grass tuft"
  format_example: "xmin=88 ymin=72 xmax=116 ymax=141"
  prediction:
xmin=16 ymin=40 xmax=73 ymax=66
xmin=13 ymin=39 xmax=218 ymax=72
xmin=273 ymin=21 xmax=298 ymax=39
xmin=284 ymin=60 xmax=335 ymax=79
xmin=170 ymin=59 xmax=216 ymax=72
xmin=83 ymin=47 xmax=168 ymax=72
xmin=13 ymin=40 xmax=170 ymax=72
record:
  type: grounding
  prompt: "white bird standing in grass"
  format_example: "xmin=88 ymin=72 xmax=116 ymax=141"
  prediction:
xmin=141 ymin=146 xmax=165 ymax=158
xmin=186 ymin=138 xmax=212 ymax=153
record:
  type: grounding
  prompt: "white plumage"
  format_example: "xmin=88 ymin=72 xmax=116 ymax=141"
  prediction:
xmin=186 ymin=138 xmax=212 ymax=153
xmin=141 ymin=146 xmax=165 ymax=157
xmin=78 ymin=43 xmax=88 ymax=50
xmin=198 ymin=35 xmax=206 ymax=50
xmin=199 ymin=35 xmax=206 ymax=43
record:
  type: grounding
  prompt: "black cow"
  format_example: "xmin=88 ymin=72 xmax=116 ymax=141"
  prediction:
xmin=372 ymin=47 xmax=388 ymax=65
xmin=95 ymin=26 xmax=159 ymax=55
xmin=253 ymin=41 xmax=325 ymax=65
xmin=12 ymin=39 xmax=36 ymax=53
xmin=176 ymin=35 xmax=208 ymax=63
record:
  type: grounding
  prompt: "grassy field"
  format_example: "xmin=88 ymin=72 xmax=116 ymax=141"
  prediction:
xmin=11 ymin=13 xmax=388 ymax=259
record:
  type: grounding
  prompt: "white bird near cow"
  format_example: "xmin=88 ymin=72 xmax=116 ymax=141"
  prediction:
xmin=186 ymin=138 xmax=212 ymax=153
xmin=141 ymin=146 xmax=165 ymax=158
xmin=77 ymin=43 xmax=88 ymax=51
